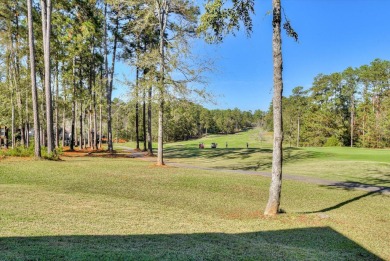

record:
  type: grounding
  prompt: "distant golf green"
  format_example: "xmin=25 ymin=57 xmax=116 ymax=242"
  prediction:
xmin=160 ymin=128 xmax=390 ymax=186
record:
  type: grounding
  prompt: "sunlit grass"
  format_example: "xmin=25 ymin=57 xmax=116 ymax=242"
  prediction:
xmin=160 ymin=129 xmax=390 ymax=186
xmin=0 ymin=156 xmax=389 ymax=259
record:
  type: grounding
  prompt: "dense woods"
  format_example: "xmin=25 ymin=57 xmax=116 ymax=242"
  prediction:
xmin=0 ymin=0 xmax=208 ymax=158
xmin=268 ymin=58 xmax=390 ymax=148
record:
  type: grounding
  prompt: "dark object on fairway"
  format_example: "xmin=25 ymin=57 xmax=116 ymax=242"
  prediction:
xmin=199 ymin=143 xmax=204 ymax=149
xmin=211 ymin=143 xmax=217 ymax=148
xmin=226 ymin=142 xmax=228 ymax=148
xmin=246 ymin=142 xmax=249 ymax=148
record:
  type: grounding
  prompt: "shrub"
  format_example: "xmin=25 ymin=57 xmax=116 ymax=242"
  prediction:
xmin=0 ymin=144 xmax=63 ymax=160
xmin=324 ymin=136 xmax=341 ymax=147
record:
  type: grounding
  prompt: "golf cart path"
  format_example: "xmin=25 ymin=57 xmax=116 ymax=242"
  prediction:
xmin=119 ymin=147 xmax=390 ymax=195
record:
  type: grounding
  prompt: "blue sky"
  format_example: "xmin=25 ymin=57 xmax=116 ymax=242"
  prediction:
xmin=115 ymin=0 xmax=390 ymax=112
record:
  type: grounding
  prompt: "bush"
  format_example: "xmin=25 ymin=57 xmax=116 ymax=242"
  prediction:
xmin=0 ymin=145 xmax=34 ymax=157
xmin=0 ymin=144 xmax=63 ymax=160
xmin=324 ymin=136 xmax=342 ymax=147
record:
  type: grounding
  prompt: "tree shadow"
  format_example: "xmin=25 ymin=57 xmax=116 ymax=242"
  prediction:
xmin=164 ymin=146 xmax=329 ymax=172
xmin=164 ymin=147 xmax=273 ymax=160
xmin=301 ymin=178 xmax=390 ymax=214
xmin=0 ymin=227 xmax=381 ymax=260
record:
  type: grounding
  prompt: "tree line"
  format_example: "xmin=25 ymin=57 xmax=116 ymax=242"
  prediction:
xmin=265 ymin=58 xmax=390 ymax=148
xmin=111 ymin=97 xmax=263 ymax=145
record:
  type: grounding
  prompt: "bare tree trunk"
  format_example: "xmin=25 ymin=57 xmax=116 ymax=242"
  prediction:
xmin=147 ymin=85 xmax=153 ymax=155
xmin=62 ymin=78 xmax=66 ymax=147
xmin=93 ymin=105 xmax=97 ymax=150
xmin=62 ymin=108 xmax=66 ymax=147
xmin=55 ymin=62 xmax=59 ymax=148
xmin=75 ymin=102 xmax=78 ymax=147
xmin=350 ymin=95 xmax=354 ymax=147
xmin=99 ymin=104 xmax=102 ymax=149
xmin=265 ymin=0 xmax=284 ymax=216
xmin=11 ymin=91 xmax=15 ymax=149
xmin=93 ymin=76 xmax=97 ymax=150
xmin=142 ymin=82 xmax=147 ymax=151
xmin=157 ymin=95 xmax=164 ymax=165
xmin=13 ymin=9 xmax=26 ymax=148
xmin=70 ymin=58 xmax=76 ymax=150
xmin=157 ymin=0 xmax=168 ymax=166
xmin=296 ymin=116 xmax=300 ymax=147
xmin=135 ymin=67 xmax=140 ymax=150
xmin=25 ymin=90 xmax=30 ymax=148
xmin=99 ymin=66 xmax=103 ymax=149
xmin=27 ymin=0 xmax=41 ymax=157
xmin=40 ymin=125 xmax=44 ymax=147
xmin=79 ymin=102 xmax=83 ymax=149
xmin=39 ymin=70 xmax=46 ymax=147
xmin=41 ymin=0 xmax=54 ymax=154
xmin=88 ymin=106 xmax=92 ymax=148
xmin=104 ymin=3 xmax=118 ymax=153
xmin=104 ymin=3 xmax=110 ymax=152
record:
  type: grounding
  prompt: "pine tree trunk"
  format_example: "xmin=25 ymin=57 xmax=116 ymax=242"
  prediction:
xmin=88 ymin=106 xmax=92 ymax=148
xmin=296 ymin=116 xmax=300 ymax=147
xmin=70 ymin=58 xmax=76 ymax=151
xmin=25 ymin=91 xmax=30 ymax=148
xmin=62 ymin=108 xmax=66 ymax=147
xmin=99 ymin=104 xmax=102 ymax=149
xmin=14 ymin=9 xmax=26 ymax=148
xmin=80 ymin=102 xmax=83 ymax=149
xmin=93 ymin=79 xmax=97 ymax=150
xmin=265 ymin=0 xmax=284 ymax=216
xmin=55 ymin=62 xmax=59 ymax=148
xmin=99 ymin=66 xmax=103 ymax=149
xmin=75 ymin=102 xmax=78 ymax=147
xmin=27 ymin=0 xmax=41 ymax=157
xmin=350 ymin=95 xmax=354 ymax=147
xmin=11 ymin=92 xmax=15 ymax=149
xmin=135 ymin=67 xmax=140 ymax=150
xmin=142 ymin=84 xmax=147 ymax=151
xmin=39 ymin=70 xmax=46 ymax=147
xmin=147 ymin=85 xmax=153 ymax=156
xmin=157 ymin=1 xmax=167 ymax=166
xmin=157 ymin=96 xmax=164 ymax=165
xmin=62 ymin=78 xmax=66 ymax=147
xmin=41 ymin=0 xmax=54 ymax=154
xmin=104 ymin=3 xmax=118 ymax=153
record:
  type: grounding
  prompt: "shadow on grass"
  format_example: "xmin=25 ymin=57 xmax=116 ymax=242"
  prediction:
xmin=164 ymin=147 xmax=272 ymax=160
xmin=0 ymin=227 xmax=380 ymax=260
xmin=303 ymin=178 xmax=390 ymax=214
xmin=164 ymin=146 xmax=328 ymax=171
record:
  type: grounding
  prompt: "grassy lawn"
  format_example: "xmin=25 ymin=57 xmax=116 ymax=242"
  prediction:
xmin=162 ymin=129 xmax=390 ymax=186
xmin=0 ymin=156 xmax=389 ymax=260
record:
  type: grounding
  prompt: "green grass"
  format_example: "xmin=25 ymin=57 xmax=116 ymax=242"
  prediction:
xmin=0 ymin=156 xmax=389 ymax=260
xmin=160 ymin=129 xmax=390 ymax=187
